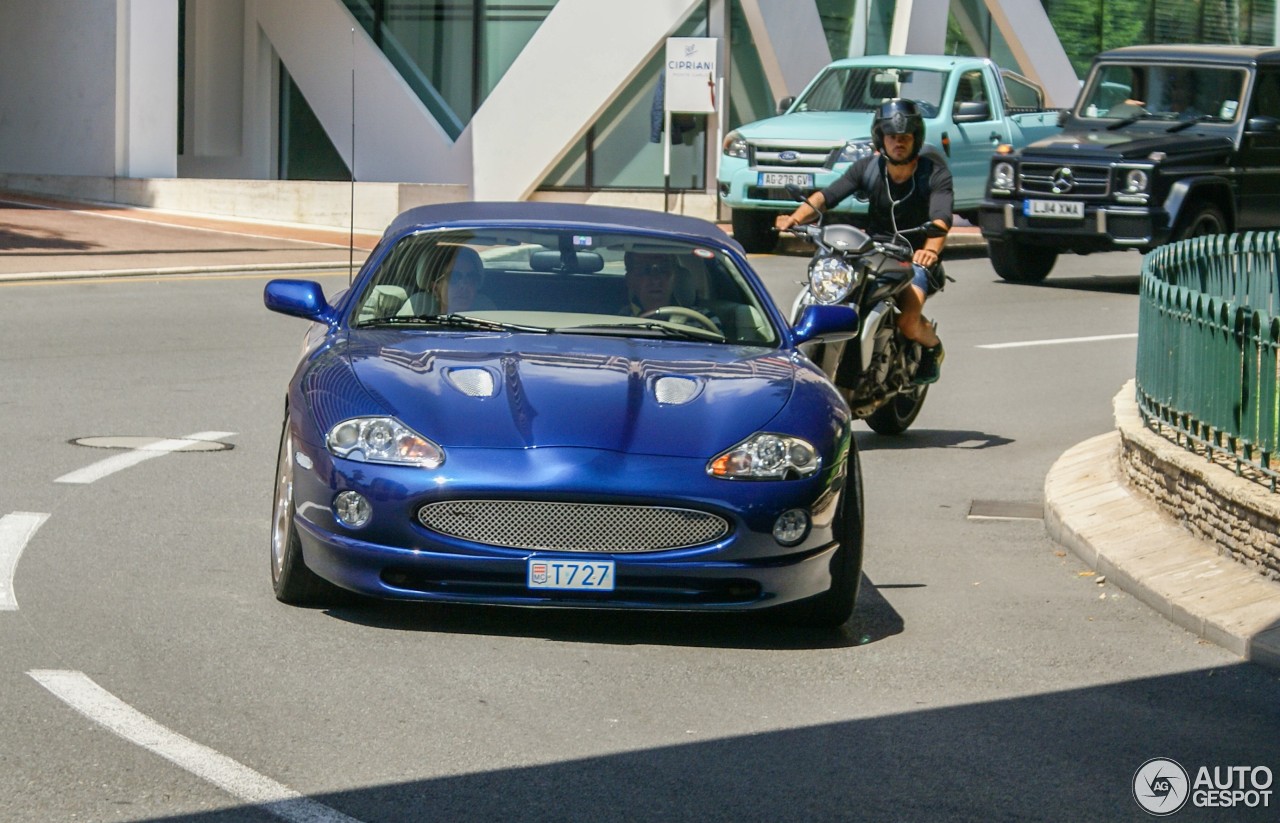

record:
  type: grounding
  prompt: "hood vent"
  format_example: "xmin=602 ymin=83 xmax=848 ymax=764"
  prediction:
xmin=445 ymin=367 xmax=497 ymax=398
xmin=654 ymin=375 xmax=702 ymax=405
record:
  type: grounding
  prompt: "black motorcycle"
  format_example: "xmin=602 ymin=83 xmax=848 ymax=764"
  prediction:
xmin=785 ymin=213 xmax=946 ymax=435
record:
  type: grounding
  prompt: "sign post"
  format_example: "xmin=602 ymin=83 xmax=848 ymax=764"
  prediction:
xmin=663 ymin=37 xmax=718 ymax=213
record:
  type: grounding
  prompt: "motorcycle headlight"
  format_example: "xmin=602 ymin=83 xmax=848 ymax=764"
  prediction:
xmin=708 ymin=433 xmax=820 ymax=480
xmin=808 ymin=256 xmax=856 ymax=304
xmin=838 ymin=139 xmax=875 ymax=163
xmin=723 ymin=130 xmax=748 ymax=159
xmin=992 ymin=161 xmax=1016 ymax=190
xmin=327 ymin=417 xmax=444 ymax=468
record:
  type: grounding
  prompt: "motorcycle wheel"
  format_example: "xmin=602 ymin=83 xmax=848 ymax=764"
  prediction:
xmin=864 ymin=385 xmax=928 ymax=435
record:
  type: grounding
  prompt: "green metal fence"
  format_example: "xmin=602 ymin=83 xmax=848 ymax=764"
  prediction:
xmin=1137 ymin=231 xmax=1280 ymax=489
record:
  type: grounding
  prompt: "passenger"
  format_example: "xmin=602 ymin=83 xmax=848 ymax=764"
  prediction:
xmin=432 ymin=246 xmax=495 ymax=314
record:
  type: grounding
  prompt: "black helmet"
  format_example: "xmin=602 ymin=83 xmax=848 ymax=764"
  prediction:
xmin=871 ymin=98 xmax=925 ymax=162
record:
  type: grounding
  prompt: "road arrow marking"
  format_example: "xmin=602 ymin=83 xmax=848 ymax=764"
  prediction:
xmin=0 ymin=512 xmax=49 ymax=611
xmin=56 ymin=431 xmax=236 ymax=484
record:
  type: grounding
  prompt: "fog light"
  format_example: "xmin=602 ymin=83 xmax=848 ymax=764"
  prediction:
xmin=773 ymin=509 xmax=810 ymax=546
xmin=333 ymin=491 xmax=371 ymax=528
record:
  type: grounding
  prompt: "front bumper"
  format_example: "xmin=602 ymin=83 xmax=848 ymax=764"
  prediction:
xmin=978 ymin=198 xmax=1171 ymax=253
xmin=289 ymin=443 xmax=850 ymax=611
xmin=718 ymin=158 xmax=869 ymax=216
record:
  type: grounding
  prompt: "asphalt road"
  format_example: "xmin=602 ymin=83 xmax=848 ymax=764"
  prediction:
xmin=0 ymin=226 xmax=1277 ymax=822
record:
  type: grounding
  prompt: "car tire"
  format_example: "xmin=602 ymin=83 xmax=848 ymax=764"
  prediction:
xmin=1172 ymin=202 xmax=1227 ymax=241
xmin=865 ymin=385 xmax=927 ymax=435
xmin=731 ymin=209 xmax=778 ymax=254
xmin=271 ymin=410 xmax=349 ymax=607
xmin=782 ymin=447 xmax=864 ymax=628
xmin=988 ymin=239 xmax=1056 ymax=283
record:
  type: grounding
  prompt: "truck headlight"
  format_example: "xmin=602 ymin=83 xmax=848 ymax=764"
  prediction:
xmin=1123 ymin=168 xmax=1150 ymax=194
xmin=723 ymin=130 xmax=748 ymax=159
xmin=838 ymin=140 xmax=874 ymax=163
xmin=992 ymin=161 xmax=1016 ymax=190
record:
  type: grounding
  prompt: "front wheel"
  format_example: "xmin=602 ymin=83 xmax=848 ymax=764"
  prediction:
xmin=1172 ymin=202 xmax=1227 ymax=242
xmin=730 ymin=209 xmax=778 ymax=254
xmin=271 ymin=411 xmax=349 ymax=607
xmin=988 ymin=239 xmax=1056 ymax=283
xmin=781 ymin=447 xmax=864 ymax=628
xmin=865 ymin=385 xmax=928 ymax=435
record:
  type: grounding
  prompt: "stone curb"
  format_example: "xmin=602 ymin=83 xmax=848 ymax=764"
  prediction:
xmin=1044 ymin=383 xmax=1280 ymax=670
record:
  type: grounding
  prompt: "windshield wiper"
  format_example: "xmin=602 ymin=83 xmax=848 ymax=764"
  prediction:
xmin=1167 ymin=115 xmax=1212 ymax=133
xmin=1106 ymin=113 xmax=1146 ymax=130
xmin=359 ymin=313 xmax=551 ymax=333
xmin=562 ymin=321 xmax=725 ymax=342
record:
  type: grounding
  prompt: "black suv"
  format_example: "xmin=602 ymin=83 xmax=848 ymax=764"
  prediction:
xmin=979 ymin=45 xmax=1280 ymax=283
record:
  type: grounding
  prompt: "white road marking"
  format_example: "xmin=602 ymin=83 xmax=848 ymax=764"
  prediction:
xmin=0 ymin=512 xmax=50 ymax=611
xmin=977 ymin=333 xmax=1137 ymax=350
xmin=28 ymin=670 xmax=364 ymax=823
xmin=56 ymin=431 xmax=236 ymax=485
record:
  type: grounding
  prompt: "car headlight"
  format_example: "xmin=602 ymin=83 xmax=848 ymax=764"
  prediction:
xmin=838 ymin=139 xmax=874 ymax=163
xmin=708 ymin=433 xmax=820 ymax=480
xmin=1122 ymin=168 xmax=1150 ymax=194
xmin=808 ymin=256 xmax=857 ymax=304
xmin=992 ymin=161 xmax=1016 ymax=190
xmin=722 ymin=130 xmax=748 ymax=159
xmin=326 ymin=417 xmax=444 ymax=467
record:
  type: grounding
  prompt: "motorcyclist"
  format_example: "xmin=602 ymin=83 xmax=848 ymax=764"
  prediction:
xmin=775 ymin=98 xmax=952 ymax=384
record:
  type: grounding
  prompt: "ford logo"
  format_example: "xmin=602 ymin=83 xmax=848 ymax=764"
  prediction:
xmin=779 ymin=151 xmax=799 ymax=162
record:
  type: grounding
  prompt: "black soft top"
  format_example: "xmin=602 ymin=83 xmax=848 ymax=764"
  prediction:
xmin=1096 ymin=44 xmax=1280 ymax=67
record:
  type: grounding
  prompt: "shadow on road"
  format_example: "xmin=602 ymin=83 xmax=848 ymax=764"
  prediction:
xmin=322 ymin=572 xmax=906 ymax=652
xmin=855 ymin=429 xmax=1014 ymax=451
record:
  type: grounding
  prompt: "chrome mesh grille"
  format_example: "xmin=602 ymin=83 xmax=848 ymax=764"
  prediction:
xmin=1018 ymin=162 xmax=1111 ymax=197
xmin=417 ymin=500 xmax=729 ymax=553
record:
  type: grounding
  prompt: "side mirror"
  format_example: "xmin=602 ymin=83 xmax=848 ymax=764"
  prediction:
xmin=264 ymin=279 xmax=333 ymax=323
xmin=1246 ymin=115 xmax=1280 ymax=134
xmin=777 ymin=96 xmax=796 ymax=115
xmin=952 ymin=100 xmax=992 ymax=123
xmin=792 ymin=304 xmax=859 ymax=345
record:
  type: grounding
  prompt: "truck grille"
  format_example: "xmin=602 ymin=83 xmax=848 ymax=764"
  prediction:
xmin=1018 ymin=162 xmax=1111 ymax=198
xmin=417 ymin=500 xmax=730 ymax=553
xmin=748 ymin=142 xmax=841 ymax=170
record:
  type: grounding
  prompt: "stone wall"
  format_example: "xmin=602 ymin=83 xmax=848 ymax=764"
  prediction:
xmin=1115 ymin=382 xmax=1280 ymax=581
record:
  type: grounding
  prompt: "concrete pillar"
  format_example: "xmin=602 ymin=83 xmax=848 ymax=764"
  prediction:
xmin=117 ymin=0 xmax=178 ymax=178
xmin=737 ymin=0 xmax=831 ymax=102
xmin=984 ymin=0 xmax=1079 ymax=108
xmin=889 ymin=0 xmax=949 ymax=55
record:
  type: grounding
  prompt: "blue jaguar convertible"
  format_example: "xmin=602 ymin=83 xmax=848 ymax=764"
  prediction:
xmin=265 ymin=202 xmax=864 ymax=626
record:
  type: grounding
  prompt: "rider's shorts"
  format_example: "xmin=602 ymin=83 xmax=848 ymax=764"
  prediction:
xmin=911 ymin=262 xmax=946 ymax=296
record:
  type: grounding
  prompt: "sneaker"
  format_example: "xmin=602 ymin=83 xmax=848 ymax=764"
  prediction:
xmin=914 ymin=342 xmax=945 ymax=385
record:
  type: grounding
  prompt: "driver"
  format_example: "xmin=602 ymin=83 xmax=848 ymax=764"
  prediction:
xmin=622 ymin=250 xmax=679 ymax=315
xmin=774 ymin=98 xmax=952 ymax=384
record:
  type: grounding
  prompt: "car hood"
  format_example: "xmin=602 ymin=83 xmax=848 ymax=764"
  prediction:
xmin=341 ymin=331 xmax=796 ymax=456
xmin=737 ymin=111 xmax=875 ymax=143
xmin=1023 ymin=128 xmax=1235 ymax=161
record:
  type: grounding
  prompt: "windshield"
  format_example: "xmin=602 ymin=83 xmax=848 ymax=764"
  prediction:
xmin=792 ymin=67 xmax=947 ymax=117
xmin=1078 ymin=63 xmax=1248 ymax=124
xmin=349 ymin=227 xmax=779 ymax=346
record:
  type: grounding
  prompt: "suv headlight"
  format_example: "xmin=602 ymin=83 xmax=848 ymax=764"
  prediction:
xmin=838 ymin=139 xmax=874 ymax=163
xmin=808 ymin=256 xmax=857 ymax=304
xmin=1122 ymin=168 xmax=1150 ymax=194
xmin=992 ymin=161 xmax=1016 ymax=190
xmin=723 ymin=130 xmax=748 ymax=159
xmin=327 ymin=417 xmax=444 ymax=467
xmin=708 ymin=433 xmax=820 ymax=480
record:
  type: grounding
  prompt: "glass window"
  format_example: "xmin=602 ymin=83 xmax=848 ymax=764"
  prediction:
xmin=793 ymin=66 xmax=949 ymax=117
xmin=1078 ymin=62 xmax=1247 ymax=123
xmin=352 ymin=227 xmax=779 ymax=346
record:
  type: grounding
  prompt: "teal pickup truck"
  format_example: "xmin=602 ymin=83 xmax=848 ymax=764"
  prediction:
xmin=718 ymin=54 xmax=1064 ymax=252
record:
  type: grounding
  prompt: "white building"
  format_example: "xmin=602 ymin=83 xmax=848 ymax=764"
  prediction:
xmin=0 ymin=0 xmax=1269 ymax=229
